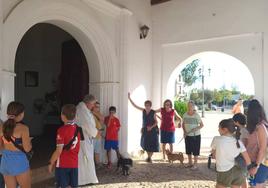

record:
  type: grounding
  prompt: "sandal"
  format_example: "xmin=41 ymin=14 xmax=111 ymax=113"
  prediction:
xmin=184 ymin=164 xmax=193 ymax=168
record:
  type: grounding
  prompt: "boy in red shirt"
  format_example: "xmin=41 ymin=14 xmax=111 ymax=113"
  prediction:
xmin=48 ymin=104 xmax=80 ymax=188
xmin=104 ymin=106 xmax=121 ymax=169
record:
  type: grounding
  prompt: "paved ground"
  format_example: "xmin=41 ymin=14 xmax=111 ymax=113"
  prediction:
xmin=33 ymin=154 xmax=217 ymax=188
xmin=33 ymin=111 xmax=232 ymax=188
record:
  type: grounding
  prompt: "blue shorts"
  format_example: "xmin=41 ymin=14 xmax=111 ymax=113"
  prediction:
xmin=0 ymin=150 xmax=29 ymax=176
xmin=55 ymin=168 xmax=78 ymax=188
xmin=93 ymin=138 xmax=102 ymax=154
xmin=0 ymin=156 xmax=5 ymax=187
xmin=160 ymin=130 xmax=175 ymax=144
xmin=104 ymin=140 xmax=119 ymax=151
xmin=254 ymin=164 xmax=268 ymax=183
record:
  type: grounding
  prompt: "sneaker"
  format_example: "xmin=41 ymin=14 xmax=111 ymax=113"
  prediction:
xmin=107 ymin=162 xmax=112 ymax=169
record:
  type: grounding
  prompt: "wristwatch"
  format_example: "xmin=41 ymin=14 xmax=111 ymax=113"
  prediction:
xmin=247 ymin=162 xmax=258 ymax=170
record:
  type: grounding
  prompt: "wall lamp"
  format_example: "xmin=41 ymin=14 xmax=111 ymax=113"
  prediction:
xmin=140 ymin=25 xmax=150 ymax=39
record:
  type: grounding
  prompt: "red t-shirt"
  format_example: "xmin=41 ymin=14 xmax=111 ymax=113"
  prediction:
xmin=104 ymin=116 xmax=120 ymax=141
xmin=160 ymin=108 xmax=175 ymax=132
xmin=56 ymin=123 xmax=80 ymax=168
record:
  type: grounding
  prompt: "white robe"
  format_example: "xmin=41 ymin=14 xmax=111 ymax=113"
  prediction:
xmin=76 ymin=102 xmax=99 ymax=185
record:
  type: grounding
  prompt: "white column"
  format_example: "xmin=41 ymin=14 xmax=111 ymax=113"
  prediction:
xmin=89 ymin=82 xmax=120 ymax=114
xmin=0 ymin=0 xmax=3 ymax=119
xmin=115 ymin=9 xmax=132 ymax=155
xmin=1 ymin=71 xmax=15 ymax=119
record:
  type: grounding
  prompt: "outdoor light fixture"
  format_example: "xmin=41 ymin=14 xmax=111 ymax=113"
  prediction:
xmin=140 ymin=25 xmax=150 ymax=39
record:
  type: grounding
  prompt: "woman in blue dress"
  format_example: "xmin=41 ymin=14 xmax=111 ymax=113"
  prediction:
xmin=128 ymin=93 xmax=159 ymax=162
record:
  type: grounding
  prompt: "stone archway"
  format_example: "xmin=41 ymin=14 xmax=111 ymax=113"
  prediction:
xmin=1 ymin=0 xmax=120 ymax=117
xmin=159 ymin=33 xmax=263 ymax=104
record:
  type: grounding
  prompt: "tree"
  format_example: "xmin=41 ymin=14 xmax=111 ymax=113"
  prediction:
xmin=190 ymin=89 xmax=213 ymax=105
xmin=181 ymin=59 xmax=199 ymax=87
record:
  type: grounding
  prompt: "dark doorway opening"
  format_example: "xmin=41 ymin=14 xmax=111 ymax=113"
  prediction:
xmin=15 ymin=23 xmax=89 ymax=168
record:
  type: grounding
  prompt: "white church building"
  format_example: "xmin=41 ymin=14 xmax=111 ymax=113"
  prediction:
xmin=0 ymin=0 xmax=268 ymax=157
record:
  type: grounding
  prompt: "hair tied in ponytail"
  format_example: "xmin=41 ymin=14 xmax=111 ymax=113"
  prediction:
xmin=7 ymin=115 xmax=15 ymax=120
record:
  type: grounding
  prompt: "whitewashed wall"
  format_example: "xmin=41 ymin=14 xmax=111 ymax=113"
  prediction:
xmin=109 ymin=0 xmax=153 ymax=154
xmin=0 ymin=0 xmax=2 ymax=117
xmin=0 ymin=0 xmax=153 ymax=155
xmin=152 ymin=0 xmax=268 ymax=112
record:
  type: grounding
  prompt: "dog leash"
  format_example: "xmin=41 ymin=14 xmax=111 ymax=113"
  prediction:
xmin=178 ymin=137 xmax=184 ymax=144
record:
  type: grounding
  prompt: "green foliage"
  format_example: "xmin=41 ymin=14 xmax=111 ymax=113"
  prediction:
xmin=240 ymin=94 xmax=254 ymax=100
xmin=190 ymin=89 xmax=213 ymax=105
xmin=189 ymin=88 xmax=252 ymax=107
xmin=174 ymin=100 xmax=187 ymax=117
xmin=181 ymin=59 xmax=199 ymax=87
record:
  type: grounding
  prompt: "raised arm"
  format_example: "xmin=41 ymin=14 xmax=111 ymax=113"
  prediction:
xmin=155 ymin=108 xmax=161 ymax=113
xmin=128 ymin=92 xmax=144 ymax=111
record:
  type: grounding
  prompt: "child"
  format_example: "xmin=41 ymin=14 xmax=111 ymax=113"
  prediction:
xmin=233 ymin=113 xmax=249 ymax=188
xmin=211 ymin=118 xmax=251 ymax=188
xmin=233 ymin=113 xmax=248 ymax=147
xmin=0 ymin=102 xmax=31 ymax=188
xmin=48 ymin=104 xmax=80 ymax=188
xmin=104 ymin=106 xmax=121 ymax=169
xmin=92 ymin=101 xmax=104 ymax=167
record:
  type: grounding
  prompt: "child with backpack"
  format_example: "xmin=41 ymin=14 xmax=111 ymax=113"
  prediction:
xmin=48 ymin=104 xmax=81 ymax=188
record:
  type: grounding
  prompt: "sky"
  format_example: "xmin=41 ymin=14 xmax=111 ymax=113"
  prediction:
xmin=180 ymin=52 xmax=255 ymax=95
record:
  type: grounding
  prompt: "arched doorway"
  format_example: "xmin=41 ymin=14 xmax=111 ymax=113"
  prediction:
xmin=167 ymin=51 xmax=255 ymax=99
xmin=1 ymin=0 xmax=120 ymax=119
xmin=2 ymin=0 xmax=123 ymax=167
xmin=14 ymin=23 xmax=91 ymax=168
xmin=166 ymin=51 xmax=255 ymax=153
xmin=15 ymin=23 xmax=90 ymax=136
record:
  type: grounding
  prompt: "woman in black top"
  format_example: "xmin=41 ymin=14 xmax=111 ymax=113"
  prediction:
xmin=128 ymin=93 xmax=159 ymax=162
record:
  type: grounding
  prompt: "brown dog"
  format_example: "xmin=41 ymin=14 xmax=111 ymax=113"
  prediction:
xmin=165 ymin=149 xmax=184 ymax=164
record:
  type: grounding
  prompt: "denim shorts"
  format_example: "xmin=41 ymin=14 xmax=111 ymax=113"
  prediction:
xmin=0 ymin=156 xmax=5 ymax=187
xmin=55 ymin=168 xmax=78 ymax=188
xmin=254 ymin=164 xmax=268 ymax=183
xmin=0 ymin=150 xmax=29 ymax=176
xmin=160 ymin=130 xmax=175 ymax=144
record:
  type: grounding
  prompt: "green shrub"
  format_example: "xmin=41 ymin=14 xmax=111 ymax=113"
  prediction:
xmin=174 ymin=100 xmax=187 ymax=117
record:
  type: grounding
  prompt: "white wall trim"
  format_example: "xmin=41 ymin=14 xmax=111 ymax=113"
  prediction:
xmin=162 ymin=32 xmax=262 ymax=47
xmin=82 ymin=0 xmax=132 ymax=18
xmin=1 ymin=69 xmax=16 ymax=77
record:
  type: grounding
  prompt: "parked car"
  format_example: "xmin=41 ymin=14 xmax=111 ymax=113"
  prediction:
xmin=211 ymin=105 xmax=218 ymax=111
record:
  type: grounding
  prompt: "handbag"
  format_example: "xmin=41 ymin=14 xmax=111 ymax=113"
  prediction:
xmin=235 ymin=153 xmax=246 ymax=170
xmin=10 ymin=138 xmax=34 ymax=161
xmin=63 ymin=126 xmax=80 ymax=151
